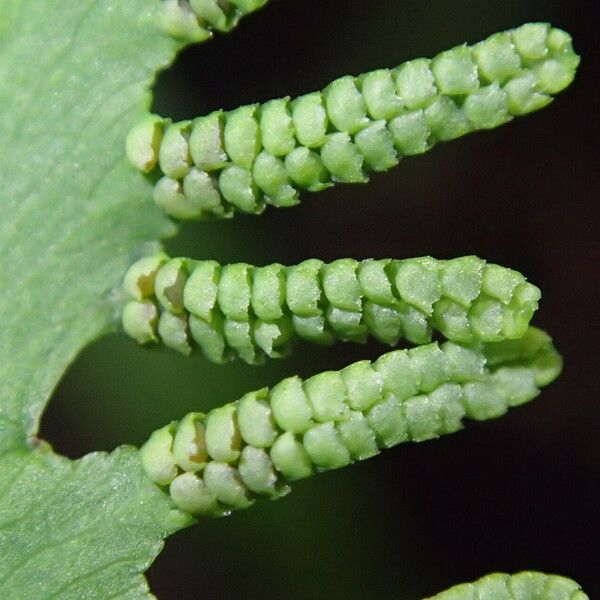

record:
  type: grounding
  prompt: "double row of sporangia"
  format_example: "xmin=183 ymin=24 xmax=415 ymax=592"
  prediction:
xmin=160 ymin=0 xmax=269 ymax=43
xmin=122 ymin=253 xmax=541 ymax=363
xmin=425 ymin=572 xmax=589 ymax=600
xmin=140 ymin=326 xmax=561 ymax=516
xmin=126 ymin=23 xmax=579 ymax=220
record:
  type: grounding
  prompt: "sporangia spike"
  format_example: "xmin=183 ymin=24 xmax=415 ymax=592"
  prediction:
xmin=127 ymin=23 xmax=579 ymax=220
xmin=425 ymin=571 xmax=589 ymax=600
xmin=160 ymin=0 xmax=270 ymax=43
xmin=140 ymin=328 xmax=562 ymax=516
xmin=122 ymin=254 xmax=541 ymax=364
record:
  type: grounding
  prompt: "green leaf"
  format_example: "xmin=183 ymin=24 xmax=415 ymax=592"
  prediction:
xmin=0 ymin=446 xmax=189 ymax=600
xmin=0 ymin=1 xmax=191 ymax=597
xmin=0 ymin=0 xmax=179 ymax=450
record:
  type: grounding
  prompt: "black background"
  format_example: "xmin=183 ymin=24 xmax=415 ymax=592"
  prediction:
xmin=44 ymin=1 xmax=599 ymax=598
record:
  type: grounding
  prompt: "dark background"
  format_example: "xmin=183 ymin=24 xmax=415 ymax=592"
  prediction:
xmin=44 ymin=1 xmax=599 ymax=598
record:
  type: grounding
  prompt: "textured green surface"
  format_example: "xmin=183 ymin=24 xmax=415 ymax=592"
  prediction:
xmin=140 ymin=328 xmax=562 ymax=516
xmin=122 ymin=254 xmax=541 ymax=362
xmin=127 ymin=23 xmax=580 ymax=219
xmin=426 ymin=572 xmax=589 ymax=600
xmin=0 ymin=3 xmax=583 ymax=597
xmin=0 ymin=1 xmax=189 ymax=598
xmin=161 ymin=0 xmax=269 ymax=41
xmin=0 ymin=0 xmax=179 ymax=450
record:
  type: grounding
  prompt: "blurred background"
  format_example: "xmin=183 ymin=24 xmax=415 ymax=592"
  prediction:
xmin=43 ymin=0 xmax=598 ymax=598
